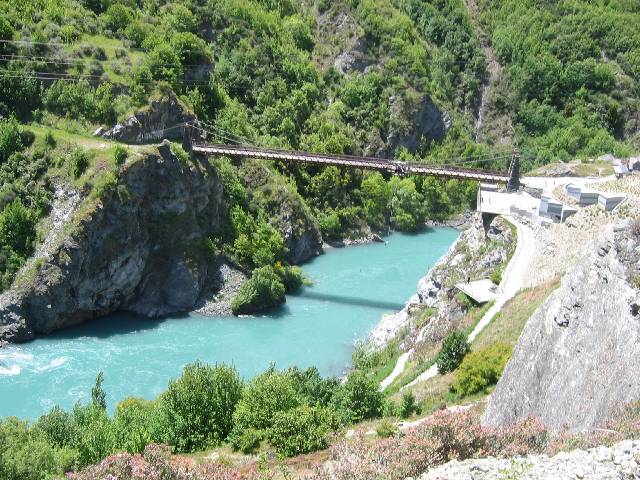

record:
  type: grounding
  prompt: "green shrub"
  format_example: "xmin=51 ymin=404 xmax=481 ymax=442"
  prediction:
xmin=145 ymin=44 xmax=184 ymax=91
xmin=399 ymin=391 xmax=419 ymax=419
xmin=113 ymin=146 xmax=128 ymax=166
xmin=42 ymin=80 xmax=115 ymax=124
xmin=230 ymin=206 xmax=285 ymax=269
xmin=490 ymin=268 xmax=502 ymax=286
xmin=33 ymin=406 xmax=76 ymax=448
xmin=376 ymin=419 xmax=397 ymax=438
xmin=317 ymin=211 xmax=341 ymax=239
xmin=229 ymin=369 xmax=300 ymax=450
xmin=332 ymin=370 xmax=383 ymax=423
xmin=455 ymin=291 xmax=475 ymax=310
xmin=0 ymin=117 xmax=32 ymax=163
xmin=267 ymin=405 xmax=338 ymax=457
xmin=0 ymin=199 xmax=37 ymax=256
xmin=111 ymin=397 xmax=156 ymax=454
xmin=437 ymin=330 xmax=470 ymax=374
xmin=44 ymin=130 xmax=56 ymax=149
xmin=69 ymin=148 xmax=89 ymax=179
xmin=231 ymin=265 xmax=286 ymax=315
xmin=234 ymin=428 xmax=262 ymax=454
xmin=103 ymin=3 xmax=133 ymax=33
xmin=382 ymin=399 xmax=399 ymax=417
xmin=452 ymin=343 xmax=512 ymax=396
xmin=70 ymin=403 xmax=114 ymax=467
xmin=274 ymin=263 xmax=304 ymax=292
xmin=158 ymin=362 xmax=242 ymax=452
xmin=284 ymin=366 xmax=340 ymax=407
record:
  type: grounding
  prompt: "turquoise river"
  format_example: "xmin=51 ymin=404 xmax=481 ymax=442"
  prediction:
xmin=0 ymin=228 xmax=458 ymax=420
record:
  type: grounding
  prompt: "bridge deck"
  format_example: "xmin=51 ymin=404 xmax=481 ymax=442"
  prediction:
xmin=192 ymin=144 xmax=511 ymax=184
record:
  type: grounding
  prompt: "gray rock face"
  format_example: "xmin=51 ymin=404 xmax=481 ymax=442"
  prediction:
xmin=0 ymin=142 xmax=223 ymax=343
xmin=102 ymin=92 xmax=197 ymax=144
xmin=365 ymin=95 xmax=451 ymax=159
xmin=238 ymin=162 xmax=322 ymax=264
xmin=483 ymin=227 xmax=640 ymax=431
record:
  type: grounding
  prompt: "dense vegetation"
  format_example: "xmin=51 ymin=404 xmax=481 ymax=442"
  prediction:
xmin=0 ymin=362 xmax=384 ymax=479
xmin=477 ymin=0 xmax=640 ymax=161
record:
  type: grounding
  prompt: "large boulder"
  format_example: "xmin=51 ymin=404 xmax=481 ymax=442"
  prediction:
xmin=482 ymin=224 xmax=640 ymax=431
xmin=101 ymin=91 xmax=198 ymax=144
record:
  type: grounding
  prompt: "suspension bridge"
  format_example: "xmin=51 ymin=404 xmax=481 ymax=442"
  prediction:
xmin=183 ymin=125 xmax=522 ymax=190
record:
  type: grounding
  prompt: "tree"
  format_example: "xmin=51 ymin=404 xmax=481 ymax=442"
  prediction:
xmin=231 ymin=265 xmax=286 ymax=315
xmin=159 ymin=362 xmax=242 ymax=452
xmin=146 ymin=45 xmax=184 ymax=91
xmin=112 ymin=398 xmax=156 ymax=454
xmin=230 ymin=369 xmax=300 ymax=450
xmin=389 ymin=177 xmax=425 ymax=231
xmin=267 ymin=405 xmax=338 ymax=456
xmin=103 ymin=3 xmax=133 ymax=33
xmin=0 ymin=200 xmax=36 ymax=256
xmin=91 ymin=372 xmax=107 ymax=411
xmin=230 ymin=206 xmax=285 ymax=269
xmin=162 ymin=4 xmax=197 ymax=32
xmin=332 ymin=371 xmax=383 ymax=423
xmin=170 ymin=32 xmax=209 ymax=65
xmin=437 ymin=331 xmax=470 ymax=374
xmin=0 ymin=117 xmax=31 ymax=163
xmin=361 ymin=172 xmax=390 ymax=229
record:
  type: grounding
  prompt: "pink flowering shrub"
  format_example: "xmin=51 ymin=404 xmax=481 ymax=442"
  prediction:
xmin=484 ymin=416 xmax=549 ymax=457
xmin=66 ymin=444 xmax=253 ymax=480
xmin=308 ymin=410 xmax=550 ymax=479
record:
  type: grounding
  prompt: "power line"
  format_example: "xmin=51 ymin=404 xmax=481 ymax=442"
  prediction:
xmin=0 ymin=38 xmax=486 ymax=67
xmin=0 ymin=53 xmax=220 ymax=72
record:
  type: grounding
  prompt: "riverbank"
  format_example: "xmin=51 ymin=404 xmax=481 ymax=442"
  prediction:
xmin=0 ymin=229 xmax=458 ymax=420
xmin=368 ymin=212 xmax=514 ymax=351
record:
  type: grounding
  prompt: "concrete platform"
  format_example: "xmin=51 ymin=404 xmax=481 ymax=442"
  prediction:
xmin=455 ymin=279 xmax=498 ymax=304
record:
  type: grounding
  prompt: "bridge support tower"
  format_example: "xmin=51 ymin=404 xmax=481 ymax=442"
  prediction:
xmin=507 ymin=147 xmax=521 ymax=192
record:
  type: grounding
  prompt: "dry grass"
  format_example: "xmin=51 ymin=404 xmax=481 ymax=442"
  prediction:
xmin=472 ymin=278 xmax=560 ymax=351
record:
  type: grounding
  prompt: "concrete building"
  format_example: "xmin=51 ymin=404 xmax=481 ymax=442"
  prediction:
xmin=539 ymin=194 xmax=577 ymax=222
xmin=598 ymin=192 xmax=626 ymax=211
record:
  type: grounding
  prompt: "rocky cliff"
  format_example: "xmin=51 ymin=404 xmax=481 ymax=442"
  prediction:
xmin=483 ymin=221 xmax=640 ymax=431
xmin=238 ymin=162 xmax=322 ymax=264
xmin=369 ymin=213 xmax=515 ymax=348
xmin=101 ymin=92 xmax=197 ymax=144
xmin=0 ymin=142 xmax=223 ymax=343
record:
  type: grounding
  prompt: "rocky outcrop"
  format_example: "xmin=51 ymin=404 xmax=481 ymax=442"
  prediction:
xmin=369 ymin=213 xmax=514 ymax=347
xmin=102 ymin=92 xmax=198 ymax=144
xmin=384 ymin=95 xmax=451 ymax=156
xmin=239 ymin=162 xmax=322 ymax=264
xmin=420 ymin=440 xmax=640 ymax=480
xmin=483 ymin=222 xmax=640 ymax=431
xmin=0 ymin=142 xmax=223 ymax=343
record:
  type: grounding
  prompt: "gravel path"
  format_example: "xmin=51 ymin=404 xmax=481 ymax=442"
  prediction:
xmin=420 ymin=439 xmax=640 ymax=480
xmin=380 ymin=350 xmax=411 ymax=390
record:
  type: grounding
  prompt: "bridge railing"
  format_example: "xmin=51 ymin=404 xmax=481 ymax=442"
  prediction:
xmin=191 ymin=143 xmax=512 ymax=184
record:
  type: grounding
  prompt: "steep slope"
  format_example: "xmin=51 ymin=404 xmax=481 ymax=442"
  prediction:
xmin=483 ymin=221 xmax=640 ymax=431
xmin=0 ymin=142 xmax=224 ymax=342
